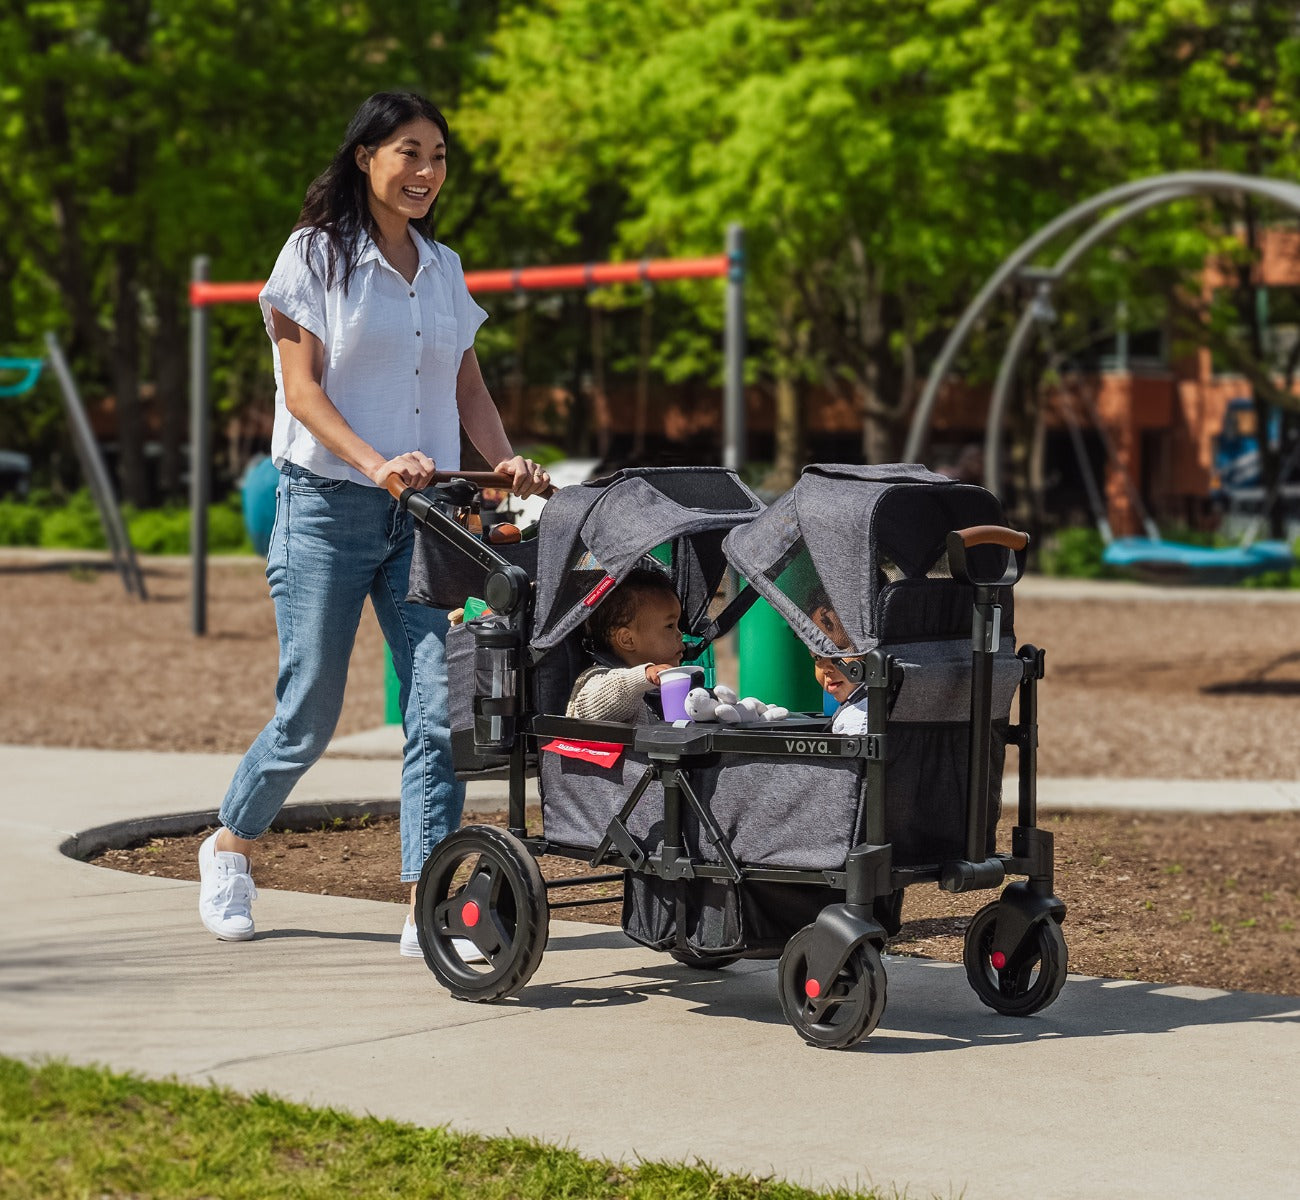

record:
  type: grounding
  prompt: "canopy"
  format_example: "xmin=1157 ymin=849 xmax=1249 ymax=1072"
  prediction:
xmin=723 ymin=463 xmax=1009 ymax=656
xmin=530 ymin=466 xmax=764 ymax=655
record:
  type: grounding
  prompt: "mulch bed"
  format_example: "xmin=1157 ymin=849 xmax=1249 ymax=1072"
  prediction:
xmin=91 ymin=806 xmax=1300 ymax=996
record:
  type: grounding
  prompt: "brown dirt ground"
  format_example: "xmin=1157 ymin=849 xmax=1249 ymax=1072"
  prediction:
xmin=4 ymin=555 xmax=1300 ymax=995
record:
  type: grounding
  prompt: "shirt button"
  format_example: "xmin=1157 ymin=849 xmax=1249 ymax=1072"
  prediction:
xmin=415 ymin=368 xmax=419 ymax=375
xmin=415 ymin=407 xmax=421 ymax=414
xmin=409 ymin=290 xmax=415 ymax=298
xmin=416 ymin=330 xmax=421 ymax=336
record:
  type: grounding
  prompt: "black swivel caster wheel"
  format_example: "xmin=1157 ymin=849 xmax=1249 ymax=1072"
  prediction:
xmin=414 ymin=825 xmax=549 ymax=1002
xmin=963 ymin=901 xmax=1068 ymax=1016
xmin=777 ymin=924 xmax=887 ymax=1049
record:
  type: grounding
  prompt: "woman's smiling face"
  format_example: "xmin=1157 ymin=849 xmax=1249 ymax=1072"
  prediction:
xmin=356 ymin=117 xmax=446 ymax=224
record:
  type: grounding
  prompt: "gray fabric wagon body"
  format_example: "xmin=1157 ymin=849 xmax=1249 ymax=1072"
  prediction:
xmin=417 ymin=464 xmax=1027 ymax=957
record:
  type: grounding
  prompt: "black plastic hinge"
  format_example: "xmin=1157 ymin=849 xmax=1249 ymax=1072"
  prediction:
xmin=604 ymin=820 xmax=647 ymax=871
xmin=1019 ymin=645 xmax=1046 ymax=681
xmin=850 ymin=734 xmax=885 ymax=760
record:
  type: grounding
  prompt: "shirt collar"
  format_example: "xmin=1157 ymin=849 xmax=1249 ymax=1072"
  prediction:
xmin=355 ymin=226 xmax=436 ymax=276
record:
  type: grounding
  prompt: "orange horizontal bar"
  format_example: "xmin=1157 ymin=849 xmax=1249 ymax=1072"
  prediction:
xmin=190 ymin=281 xmax=265 ymax=306
xmin=190 ymin=254 xmax=730 ymax=306
xmin=464 ymin=255 xmax=729 ymax=293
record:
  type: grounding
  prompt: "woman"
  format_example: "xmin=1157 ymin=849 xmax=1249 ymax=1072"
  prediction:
xmin=197 ymin=92 xmax=549 ymax=958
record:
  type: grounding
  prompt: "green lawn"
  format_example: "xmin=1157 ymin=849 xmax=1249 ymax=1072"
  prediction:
xmin=0 ymin=1057 xmax=888 ymax=1199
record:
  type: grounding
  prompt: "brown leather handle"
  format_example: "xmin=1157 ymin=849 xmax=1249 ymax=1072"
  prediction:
xmin=384 ymin=471 xmax=555 ymax=500
xmin=952 ymin=524 xmax=1029 ymax=552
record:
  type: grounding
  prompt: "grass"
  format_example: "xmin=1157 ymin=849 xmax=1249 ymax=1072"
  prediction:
xmin=0 ymin=1057 xmax=889 ymax=1200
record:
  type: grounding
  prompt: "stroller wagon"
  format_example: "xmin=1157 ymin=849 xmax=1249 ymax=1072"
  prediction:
xmin=394 ymin=463 xmax=1067 ymax=1049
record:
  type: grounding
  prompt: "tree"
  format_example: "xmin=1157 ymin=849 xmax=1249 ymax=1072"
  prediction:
xmin=464 ymin=0 xmax=1300 ymax=487
xmin=0 ymin=0 xmax=525 ymax=503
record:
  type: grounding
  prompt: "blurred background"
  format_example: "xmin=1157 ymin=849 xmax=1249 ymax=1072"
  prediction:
xmin=5 ymin=0 xmax=1300 ymax=558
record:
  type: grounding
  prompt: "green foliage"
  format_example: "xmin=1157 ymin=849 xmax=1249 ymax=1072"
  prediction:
xmin=0 ymin=490 xmax=252 ymax=553
xmin=126 ymin=498 xmax=251 ymax=555
xmin=0 ymin=500 xmax=43 ymax=545
xmin=0 ymin=1056 xmax=884 ymax=1200
xmin=40 ymin=491 xmax=107 ymax=550
xmin=515 ymin=443 xmax=567 ymax=467
xmin=1039 ymin=526 xmax=1119 ymax=579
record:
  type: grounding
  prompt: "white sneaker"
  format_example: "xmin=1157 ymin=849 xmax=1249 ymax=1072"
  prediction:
xmin=401 ymin=916 xmax=487 ymax=964
xmin=197 ymin=831 xmax=257 ymax=941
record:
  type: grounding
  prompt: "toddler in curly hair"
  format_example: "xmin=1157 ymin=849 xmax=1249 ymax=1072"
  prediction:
xmin=566 ymin=567 xmax=684 ymax=724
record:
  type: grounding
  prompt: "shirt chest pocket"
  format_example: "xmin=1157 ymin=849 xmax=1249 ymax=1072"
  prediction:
xmin=429 ymin=309 xmax=458 ymax=364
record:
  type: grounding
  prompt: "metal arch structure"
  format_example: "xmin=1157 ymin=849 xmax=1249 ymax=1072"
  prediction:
xmin=903 ymin=172 xmax=1300 ymax=487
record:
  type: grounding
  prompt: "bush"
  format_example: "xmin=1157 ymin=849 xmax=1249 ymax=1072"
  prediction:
xmin=1038 ymin=526 xmax=1117 ymax=579
xmin=0 ymin=500 xmax=43 ymax=545
xmin=40 ymin=491 xmax=106 ymax=549
xmin=127 ymin=500 xmax=252 ymax=555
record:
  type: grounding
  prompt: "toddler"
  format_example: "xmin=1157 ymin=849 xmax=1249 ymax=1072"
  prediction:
xmin=810 ymin=598 xmax=869 ymax=735
xmin=566 ymin=567 xmax=684 ymax=723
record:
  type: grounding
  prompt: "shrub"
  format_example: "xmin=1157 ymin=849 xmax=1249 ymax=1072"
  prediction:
xmin=127 ymin=500 xmax=253 ymax=555
xmin=1039 ymin=526 xmax=1117 ymax=579
xmin=40 ymin=491 xmax=107 ymax=549
xmin=0 ymin=500 xmax=43 ymax=545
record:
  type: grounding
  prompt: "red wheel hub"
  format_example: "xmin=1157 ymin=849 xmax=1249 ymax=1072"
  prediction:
xmin=990 ymin=950 xmax=1007 ymax=970
xmin=461 ymin=900 xmax=481 ymax=928
xmin=805 ymin=978 xmax=821 ymax=999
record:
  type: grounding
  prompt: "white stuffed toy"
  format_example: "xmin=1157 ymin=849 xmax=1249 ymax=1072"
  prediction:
xmin=684 ymin=683 xmax=789 ymax=724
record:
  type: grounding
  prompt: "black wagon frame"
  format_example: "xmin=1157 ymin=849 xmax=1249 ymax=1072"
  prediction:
xmin=392 ymin=465 xmax=1068 ymax=1049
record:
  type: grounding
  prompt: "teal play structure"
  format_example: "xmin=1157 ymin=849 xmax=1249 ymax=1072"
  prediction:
xmin=905 ymin=171 xmax=1300 ymax=584
xmin=0 ymin=357 xmax=43 ymax=397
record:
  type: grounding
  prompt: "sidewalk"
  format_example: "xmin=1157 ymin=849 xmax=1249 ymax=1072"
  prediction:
xmin=2 ymin=741 xmax=1298 ymax=1199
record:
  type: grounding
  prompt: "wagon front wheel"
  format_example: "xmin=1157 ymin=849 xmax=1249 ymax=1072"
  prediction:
xmin=777 ymin=924 xmax=887 ymax=1049
xmin=414 ymin=825 xmax=549 ymax=1002
xmin=963 ymin=901 xmax=1068 ymax=1016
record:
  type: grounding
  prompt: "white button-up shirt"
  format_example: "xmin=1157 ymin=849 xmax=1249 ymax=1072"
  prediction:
xmin=259 ymin=225 xmax=488 ymax=485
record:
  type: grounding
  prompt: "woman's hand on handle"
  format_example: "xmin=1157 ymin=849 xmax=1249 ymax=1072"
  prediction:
xmin=371 ymin=451 xmax=437 ymax=493
xmin=494 ymin=454 xmax=552 ymax=498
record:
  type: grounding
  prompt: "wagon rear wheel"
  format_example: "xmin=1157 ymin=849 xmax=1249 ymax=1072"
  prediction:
xmin=777 ymin=924 xmax=887 ymax=1049
xmin=414 ymin=825 xmax=549 ymax=1002
xmin=963 ymin=901 xmax=1068 ymax=1017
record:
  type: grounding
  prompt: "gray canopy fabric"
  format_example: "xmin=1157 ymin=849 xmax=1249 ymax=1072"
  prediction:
xmin=723 ymin=463 xmax=1009 ymax=656
xmin=529 ymin=466 xmax=764 ymax=656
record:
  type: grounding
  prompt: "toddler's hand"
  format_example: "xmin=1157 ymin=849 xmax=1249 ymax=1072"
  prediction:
xmin=645 ymin=663 xmax=676 ymax=686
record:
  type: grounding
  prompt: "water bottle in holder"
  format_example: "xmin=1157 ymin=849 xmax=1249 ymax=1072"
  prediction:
xmin=472 ymin=619 xmax=520 ymax=753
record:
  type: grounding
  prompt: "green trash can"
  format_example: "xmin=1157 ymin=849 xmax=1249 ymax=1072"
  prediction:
xmin=737 ymin=594 xmax=824 ymax=713
xmin=384 ymin=644 xmax=402 ymax=725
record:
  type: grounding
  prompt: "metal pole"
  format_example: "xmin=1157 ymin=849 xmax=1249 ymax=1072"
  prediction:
xmin=723 ymin=223 xmax=746 ymax=473
xmin=904 ymin=172 xmax=1300 ymax=464
xmin=44 ymin=332 xmax=147 ymax=598
xmin=190 ymin=255 xmax=211 ymax=635
xmin=983 ymin=186 xmax=1192 ymax=494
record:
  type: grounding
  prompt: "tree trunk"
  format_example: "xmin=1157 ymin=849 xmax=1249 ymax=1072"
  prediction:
xmin=113 ymin=247 xmax=148 ymax=506
xmin=769 ymin=370 xmax=801 ymax=492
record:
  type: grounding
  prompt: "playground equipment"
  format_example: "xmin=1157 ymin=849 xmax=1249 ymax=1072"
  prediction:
xmin=0 ymin=339 xmax=145 ymax=597
xmin=187 ymin=226 xmax=746 ymax=634
xmin=904 ymin=171 xmax=1300 ymax=583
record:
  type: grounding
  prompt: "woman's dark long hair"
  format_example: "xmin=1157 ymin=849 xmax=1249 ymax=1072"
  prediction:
xmin=295 ymin=92 xmax=449 ymax=293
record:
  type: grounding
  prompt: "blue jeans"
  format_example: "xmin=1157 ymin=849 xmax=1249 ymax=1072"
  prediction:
xmin=221 ymin=465 xmax=464 ymax=881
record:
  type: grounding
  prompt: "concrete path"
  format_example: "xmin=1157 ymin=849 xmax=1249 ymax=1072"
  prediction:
xmin=3 ymin=742 xmax=1298 ymax=1199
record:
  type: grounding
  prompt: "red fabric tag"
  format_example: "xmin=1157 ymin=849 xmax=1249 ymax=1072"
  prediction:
xmin=583 ymin=575 xmax=617 ymax=606
xmin=540 ymin=738 xmax=625 ymax=768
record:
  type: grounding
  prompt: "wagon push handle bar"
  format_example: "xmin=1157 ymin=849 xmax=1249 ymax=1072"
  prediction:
xmin=945 ymin=525 xmax=1029 ymax=590
xmin=944 ymin=524 xmax=1028 ymax=868
xmin=384 ymin=470 xmax=557 ymax=502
